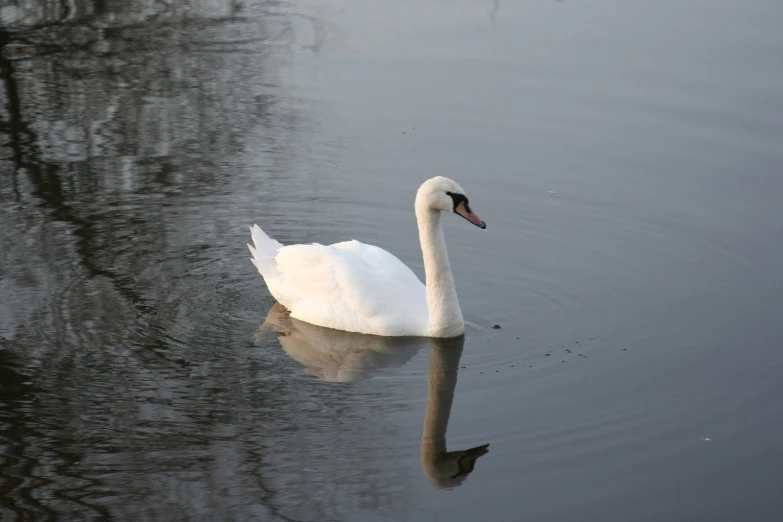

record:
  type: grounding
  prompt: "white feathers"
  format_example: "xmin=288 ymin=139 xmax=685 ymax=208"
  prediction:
xmin=247 ymin=224 xmax=282 ymax=275
xmin=248 ymin=225 xmax=428 ymax=336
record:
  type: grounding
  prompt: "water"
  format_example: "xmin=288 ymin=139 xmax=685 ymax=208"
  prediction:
xmin=2 ymin=0 xmax=783 ymax=520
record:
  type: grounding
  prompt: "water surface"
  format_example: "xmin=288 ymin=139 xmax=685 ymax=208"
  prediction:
xmin=2 ymin=0 xmax=783 ymax=521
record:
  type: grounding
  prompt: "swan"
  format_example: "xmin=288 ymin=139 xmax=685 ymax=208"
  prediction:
xmin=248 ymin=176 xmax=486 ymax=337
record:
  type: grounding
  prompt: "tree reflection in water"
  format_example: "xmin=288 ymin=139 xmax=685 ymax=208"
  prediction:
xmin=0 ymin=2 xmax=410 ymax=520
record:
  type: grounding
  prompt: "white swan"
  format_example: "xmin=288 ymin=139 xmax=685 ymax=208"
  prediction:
xmin=248 ymin=176 xmax=486 ymax=337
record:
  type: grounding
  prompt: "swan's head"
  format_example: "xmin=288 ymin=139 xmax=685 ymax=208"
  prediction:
xmin=416 ymin=176 xmax=486 ymax=229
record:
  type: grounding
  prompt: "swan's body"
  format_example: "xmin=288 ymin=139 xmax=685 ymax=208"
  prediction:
xmin=250 ymin=229 xmax=429 ymax=336
xmin=248 ymin=176 xmax=485 ymax=337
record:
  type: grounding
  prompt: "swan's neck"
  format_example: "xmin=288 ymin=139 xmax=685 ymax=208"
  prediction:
xmin=416 ymin=206 xmax=464 ymax=338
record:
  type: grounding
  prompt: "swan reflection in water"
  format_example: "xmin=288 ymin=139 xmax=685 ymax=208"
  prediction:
xmin=256 ymin=303 xmax=489 ymax=488
xmin=421 ymin=335 xmax=489 ymax=489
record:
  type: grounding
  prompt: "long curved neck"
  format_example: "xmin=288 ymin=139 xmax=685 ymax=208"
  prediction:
xmin=416 ymin=205 xmax=464 ymax=338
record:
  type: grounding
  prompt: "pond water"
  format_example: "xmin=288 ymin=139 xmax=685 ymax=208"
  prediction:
xmin=2 ymin=1 xmax=783 ymax=521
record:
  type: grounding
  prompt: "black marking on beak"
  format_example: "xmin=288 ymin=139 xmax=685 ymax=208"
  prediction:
xmin=446 ymin=191 xmax=471 ymax=213
xmin=447 ymin=191 xmax=486 ymax=229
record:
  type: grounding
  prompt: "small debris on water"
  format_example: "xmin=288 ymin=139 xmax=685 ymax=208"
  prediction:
xmin=516 ymin=337 xmax=520 ymax=340
xmin=461 ymin=366 xmax=466 ymax=369
xmin=623 ymin=348 xmax=627 ymax=351
xmin=701 ymin=437 xmax=712 ymax=442
xmin=575 ymin=341 xmax=580 ymax=344
xmin=495 ymin=370 xmax=500 ymax=373
xmin=510 ymin=364 xmax=515 ymax=367
xmin=545 ymin=353 xmax=551 ymax=356
xmin=480 ymin=371 xmax=484 ymax=374
xmin=492 ymin=324 xmax=501 ymax=329
xmin=566 ymin=348 xmax=572 ymax=353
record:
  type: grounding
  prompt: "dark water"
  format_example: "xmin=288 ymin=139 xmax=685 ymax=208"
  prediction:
xmin=2 ymin=0 xmax=783 ymax=520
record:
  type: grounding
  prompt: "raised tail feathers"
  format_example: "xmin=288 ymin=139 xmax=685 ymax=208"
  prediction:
xmin=248 ymin=224 xmax=283 ymax=276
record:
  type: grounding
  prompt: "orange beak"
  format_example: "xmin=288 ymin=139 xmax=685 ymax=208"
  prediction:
xmin=455 ymin=200 xmax=486 ymax=229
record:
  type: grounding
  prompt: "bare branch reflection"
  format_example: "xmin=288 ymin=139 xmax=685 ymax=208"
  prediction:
xmin=0 ymin=1 xmax=355 ymax=520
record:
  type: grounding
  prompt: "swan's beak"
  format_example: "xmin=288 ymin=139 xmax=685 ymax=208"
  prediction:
xmin=455 ymin=201 xmax=486 ymax=229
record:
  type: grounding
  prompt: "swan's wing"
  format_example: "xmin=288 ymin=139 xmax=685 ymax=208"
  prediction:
xmin=269 ymin=240 xmax=428 ymax=335
xmin=329 ymin=240 xmax=422 ymax=282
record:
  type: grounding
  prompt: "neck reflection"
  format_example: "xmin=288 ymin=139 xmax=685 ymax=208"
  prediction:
xmin=422 ymin=336 xmax=489 ymax=489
